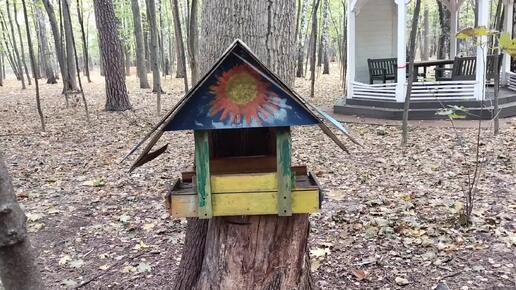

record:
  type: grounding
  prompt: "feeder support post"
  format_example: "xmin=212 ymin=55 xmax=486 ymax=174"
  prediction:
xmin=194 ymin=130 xmax=212 ymax=218
xmin=276 ymin=127 xmax=292 ymax=216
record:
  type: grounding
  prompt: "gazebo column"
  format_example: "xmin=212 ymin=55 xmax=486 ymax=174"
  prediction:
xmin=395 ymin=0 xmax=407 ymax=103
xmin=450 ymin=0 xmax=459 ymax=58
xmin=474 ymin=0 xmax=489 ymax=100
xmin=502 ymin=0 xmax=514 ymax=84
xmin=346 ymin=2 xmax=356 ymax=100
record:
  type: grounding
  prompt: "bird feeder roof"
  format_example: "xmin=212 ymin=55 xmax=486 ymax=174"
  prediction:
xmin=126 ymin=40 xmax=359 ymax=171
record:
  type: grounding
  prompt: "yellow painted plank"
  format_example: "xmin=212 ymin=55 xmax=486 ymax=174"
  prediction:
xmin=210 ymin=173 xmax=278 ymax=193
xmin=169 ymin=190 xmax=319 ymax=217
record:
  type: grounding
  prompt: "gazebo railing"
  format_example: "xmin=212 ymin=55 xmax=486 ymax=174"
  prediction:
xmin=352 ymin=81 xmax=397 ymax=100
xmin=410 ymin=80 xmax=476 ymax=100
xmin=351 ymin=80 xmax=477 ymax=101
xmin=507 ymin=71 xmax=516 ymax=92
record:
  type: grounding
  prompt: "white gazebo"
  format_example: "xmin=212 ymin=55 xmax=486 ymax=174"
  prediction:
xmin=344 ymin=0 xmax=515 ymax=103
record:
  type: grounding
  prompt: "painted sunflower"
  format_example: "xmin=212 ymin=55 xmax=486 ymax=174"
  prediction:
xmin=209 ymin=64 xmax=279 ymax=125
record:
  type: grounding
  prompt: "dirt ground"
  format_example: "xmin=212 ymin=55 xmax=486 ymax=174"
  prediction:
xmin=0 ymin=66 xmax=515 ymax=289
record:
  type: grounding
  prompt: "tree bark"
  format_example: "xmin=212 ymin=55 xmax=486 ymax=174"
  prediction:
xmin=131 ymin=0 xmax=150 ymax=88
xmin=76 ymin=0 xmax=91 ymax=82
xmin=94 ymin=0 xmax=132 ymax=111
xmin=62 ymin=0 xmax=79 ymax=91
xmin=309 ymin=0 xmax=321 ymax=98
xmin=5 ymin=0 xmax=26 ymax=89
xmin=0 ymin=157 xmax=44 ymax=290
xmin=12 ymin=1 xmax=32 ymax=85
xmin=146 ymin=0 xmax=162 ymax=93
xmin=171 ymin=1 xmax=312 ymax=289
xmin=296 ymin=0 xmax=309 ymax=77
xmin=187 ymin=0 xmax=198 ymax=84
xmin=34 ymin=1 xmax=58 ymax=84
xmin=422 ymin=6 xmax=429 ymax=61
xmin=42 ymin=0 xmax=68 ymax=91
xmin=0 ymin=52 xmax=3 ymax=86
xmin=171 ymin=0 xmax=188 ymax=90
xmin=321 ymin=0 xmax=330 ymax=74
xmin=402 ymin=0 xmax=422 ymax=146
xmin=436 ymin=0 xmax=450 ymax=60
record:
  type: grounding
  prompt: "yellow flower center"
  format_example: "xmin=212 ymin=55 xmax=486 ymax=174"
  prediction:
xmin=225 ymin=72 xmax=258 ymax=105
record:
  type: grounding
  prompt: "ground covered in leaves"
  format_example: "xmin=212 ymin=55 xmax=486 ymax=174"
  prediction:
xmin=0 ymin=66 xmax=515 ymax=289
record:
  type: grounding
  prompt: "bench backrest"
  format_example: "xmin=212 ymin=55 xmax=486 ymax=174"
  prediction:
xmin=486 ymin=54 xmax=503 ymax=80
xmin=368 ymin=58 xmax=397 ymax=76
xmin=452 ymin=55 xmax=502 ymax=81
xmin=452 ymin=56 xmax=476 ymax=80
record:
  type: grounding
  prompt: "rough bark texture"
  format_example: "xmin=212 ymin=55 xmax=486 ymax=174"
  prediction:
xmin=76 ymin=0 xmax=91 ymax=83
xmin=35 ymin=1 xmax=57 ymax=84
xmin=42 ymin=0 xmax=68 ymax=91
xmin=187 ymin=0 xmax=198 ymax=84
xmin=94 ymin=0 xmax=132 ymax=111
xmin=172 ymin=1 xmax=313 ymax=289
xmin=131 ymin=0 xmax=150 ymax=88
xmin=0 ymin=157 xmax=44 ymax=290
xmin=296 ymin=0 xmax=309 ymax=77
xmin=436 ymin=0 xmax=450 ymax=60
xmin=171 ymin=0 xmax=187 ymax=83
xmin=309 ymin=0 xmax=321 ymax=98
xmin=321 ymin=0 xmax=329 ymax=74
xmin=146 ymin=0 xmax=162 ymax=93
xmin=62 ymin=0 xmax=78 ymax=90
xmin=422 ymin=6 xmax=429 ymax=61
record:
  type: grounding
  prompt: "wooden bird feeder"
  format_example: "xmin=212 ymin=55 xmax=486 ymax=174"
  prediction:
xmin=127 ymin=40 xmax=357 ymax=219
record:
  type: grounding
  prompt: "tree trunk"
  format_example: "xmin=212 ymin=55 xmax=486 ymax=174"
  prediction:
xmin=0 ymin=19 xmax=21 ymax=80
xmin=94 ymin=0 xmax=132 ymax=111
xmin=402 ymin=0 xmax=422 ymax=146
xmin=62 ymin=0 xmax=79 ymax=91
xmin=131 ymin=0 xmax=150 ymax=88
xmin=187 ymin=0 xmax=198 ymax=84
xmin=436 ymin=0 xmax=450 ymax=60
xmin=321 ymin=0 xmax=329 ymax=74
xmin=0 ymin=52 xmax=3 ymax=86
xmin=42 ymin=0 xmax=68 ymax=91
xmin=35 ymin=1 xmax=58 ymax=84
xmin=144 ymin=31 xmax=151 ymax=74
xmin=171 ymin=0 xmax=188 ymax=91
xmin=422 ymin=6 xmax=429 ymax=61
xmin=158 ymin=0 xmax=166 ymax=77
xmin=309 ymin=0 xmax=321 ymax=98
xmin=0 ymin=157 xmax=44 ymax=290
xmin=171 ymin=1 xmax=312 ymax=289
xmin=5 ymin=0 xmax=26 ymax=89
xmin=146 ymin=0 xmax=162 ymax=114
xmin=76 ymin=0 xmax=91 ymax=82
xmin=171 ymin=0 xmax=186 ymax=81
xmin=296 ymin=0 xmax=308 ymax=77
xmin=146 ymin=0 xmax=162 ymax=93
xmin=12 ymin=1 xmax=32 ymax=85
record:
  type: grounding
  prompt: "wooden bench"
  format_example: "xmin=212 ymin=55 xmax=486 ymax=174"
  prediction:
xmin=436 ymin=54 xmax=502 ymax=82
xmin=367 ymin=58 xmax=397 ymax=84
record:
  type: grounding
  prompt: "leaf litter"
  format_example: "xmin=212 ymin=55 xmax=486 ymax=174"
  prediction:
xmin=0 ymin=66 xmax=515 ymax=289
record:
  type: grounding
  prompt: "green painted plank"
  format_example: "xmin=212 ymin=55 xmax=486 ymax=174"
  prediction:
xmin=194 ymin=130 xmax=212 ymax=218
xmin=276 ymin=127 xmax=292 ymax=216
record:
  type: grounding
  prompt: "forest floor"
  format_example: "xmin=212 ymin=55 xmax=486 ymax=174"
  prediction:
xmin=0 ymin=65 xmax=515 ymax=290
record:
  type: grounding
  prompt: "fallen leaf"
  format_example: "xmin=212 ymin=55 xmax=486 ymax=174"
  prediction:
xmin=137 ymin=262 xmax=152 ymax=273
xmin=82 ymin=178 xmax=106 ymax=187
xmin=59 ymin=255 xmax=72 ymax=266
xmin=69 ymin=259 xmax=84 ymax=268
xmin=395 ymin=277 xmax=410 ymax=286
xmin=351 ymin=268 xmax=369 ymax=281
